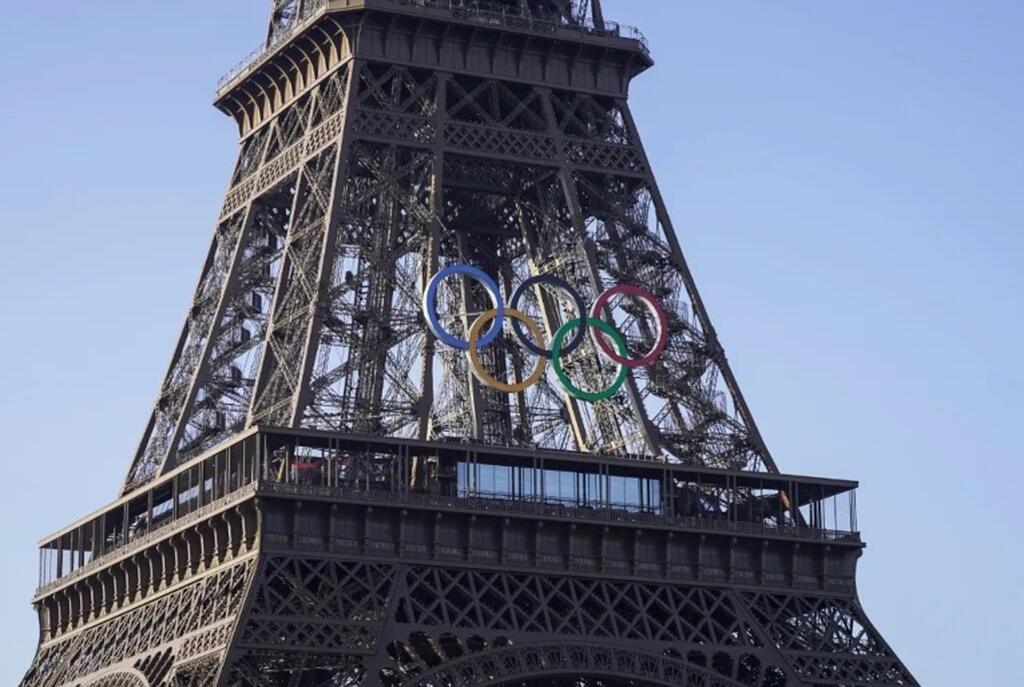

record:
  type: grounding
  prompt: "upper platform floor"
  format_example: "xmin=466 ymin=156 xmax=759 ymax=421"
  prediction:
xmin=36 ymin=427 xmax=860 ymax=594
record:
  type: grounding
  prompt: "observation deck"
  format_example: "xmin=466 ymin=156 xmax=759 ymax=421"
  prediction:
xmin=37 ymin=428 xmax=861 ymax=601
xmin=213 ymin=0 xmax=652 ymax=135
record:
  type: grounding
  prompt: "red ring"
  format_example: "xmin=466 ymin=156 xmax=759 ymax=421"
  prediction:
xmin=589 ymin=284 xmax=669 ymax=368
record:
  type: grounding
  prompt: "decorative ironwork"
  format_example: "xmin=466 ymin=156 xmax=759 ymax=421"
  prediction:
xmin=239 ymin=558 xmax=396 ymax=653
xmin=22 ymin=560 xmax=253 ymax=687
xmin=397 ymin=643 xmax=752 ymax=687
xmin=742 ymin=593 xmax=916 ymax=686
xmin=20 ymin=2 xmax=916 ymax=686
xmin=83 ymin=672 xmax=149 ymax=687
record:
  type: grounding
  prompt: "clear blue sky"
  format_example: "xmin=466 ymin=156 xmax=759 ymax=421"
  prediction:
xmin=0 ymin=2 xmax=1021 ymax=685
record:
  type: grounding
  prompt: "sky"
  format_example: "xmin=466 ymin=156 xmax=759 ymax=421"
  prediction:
xmin=0 ymin=1 xmax=1021 ymax=685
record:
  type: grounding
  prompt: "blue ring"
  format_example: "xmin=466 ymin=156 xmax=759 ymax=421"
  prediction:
xmin=509 ymin=274 xmax=588 ymax=359
xmin=422 ymin=265 xmax=505 ymax=351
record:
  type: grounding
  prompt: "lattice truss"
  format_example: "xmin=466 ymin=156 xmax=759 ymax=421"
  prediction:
xmin=221 ymin=556 xmax=391 ymax=686
xmin=247 ymin=143 xmax=342 ymax=426
xmin=239 ymin=557 xmax=396 ymax=653
xmin=549 ymin=89 xmax=762 ymax=470
xmin=742 ymin=593 xmax=918 ymax=686
xmin=216 ymin=560 xmax=912 ymax=687
xmin=170 ymin=654 xmax=225 ymax=687
xmin=392 ymin=644 xmax=772 ymax=687
xmin=385 ymin=566 xmax=794 ymax=687
xmin=78 ymin=672 xmax=149 ymax=687
xmin=20 ymin=553 xmax=915 ymax=687
xmin=263 ymin=0 xmax=592 ymax=45
xmin=225 ymin=654 xmax=365 ymax=687
xmin=21 ymin=559 xmax=254 ymax=687
xmin=395 ymin=566 xmax=765 ymax=645
xmin=127 ymin=67 xmax=352 ymax=490
xmin=126 ymin=57 xmax=772 ymax=492
xmin=268 ymin=1 xmax=301 ymax=43
xmin=267 ymin=63 xmax=440 ymax=438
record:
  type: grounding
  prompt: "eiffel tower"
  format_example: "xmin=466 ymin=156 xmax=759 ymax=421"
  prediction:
xmin=20 ymin=2 xmax=918 ymax=686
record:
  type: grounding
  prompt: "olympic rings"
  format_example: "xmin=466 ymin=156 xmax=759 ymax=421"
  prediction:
xmin=423 ymin=264 xmax=504 ymax=351
xmin=468 ymin=309 xmax=548 ymax=393
xmin=553 ymin=317 xmax=629 ymax=402
xmin=422 ymin=264 xmax=669 ymax=402
xmin=510 ymin=274 xmax=587 ymax=359
xmin=590 ymin=284 xmax=669 ymax=368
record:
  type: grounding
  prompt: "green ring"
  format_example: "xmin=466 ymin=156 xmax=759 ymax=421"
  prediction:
xmin=552 ymin=317 xmax=629 ymax=402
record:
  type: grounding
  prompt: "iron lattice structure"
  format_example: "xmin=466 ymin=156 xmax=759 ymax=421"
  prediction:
xmin=21 ymin=2 xmax=917 ymax=686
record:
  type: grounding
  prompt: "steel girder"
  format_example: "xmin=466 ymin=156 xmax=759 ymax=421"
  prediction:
xmin=125 ymin=53 xmax=777 ymax=493
xmin=21 ymin=529 xmax=916 ymax=687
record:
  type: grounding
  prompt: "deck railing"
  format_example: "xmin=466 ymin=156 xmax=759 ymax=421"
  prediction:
xmin=260 ymin=480 xmax=861 ymax=544
xmin=36 ymin=429 xmax=858 ymax=593
xmin=218 ymin=0 xmax=331 ymax=90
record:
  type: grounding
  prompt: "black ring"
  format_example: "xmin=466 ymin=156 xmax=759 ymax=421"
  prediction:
xmin=509 ymin=274 xmax=587 ymax=359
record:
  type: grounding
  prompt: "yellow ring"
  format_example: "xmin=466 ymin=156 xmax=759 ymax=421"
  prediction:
xmin=467 ymin=308 xmax=547 ymax=393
